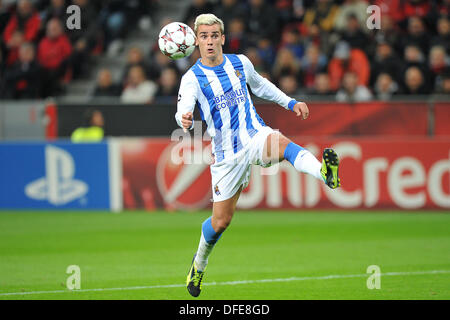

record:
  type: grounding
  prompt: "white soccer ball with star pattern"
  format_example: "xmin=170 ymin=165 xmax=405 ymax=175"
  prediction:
xmin=158 ymin=22 xmax=196 ymax=60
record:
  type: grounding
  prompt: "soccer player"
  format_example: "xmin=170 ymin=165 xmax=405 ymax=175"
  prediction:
xmin=175 ymin=14 xmax=341 ymax=297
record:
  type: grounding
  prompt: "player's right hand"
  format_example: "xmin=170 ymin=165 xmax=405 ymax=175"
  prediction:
xmin=181 ymin=112 xmax=193 ymax=132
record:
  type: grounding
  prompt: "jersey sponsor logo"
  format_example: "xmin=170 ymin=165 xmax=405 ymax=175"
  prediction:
xmin=24 ymin=145 xmax=88 ymax=205
xmin=213 ymin=88 xmax=246 ymax=110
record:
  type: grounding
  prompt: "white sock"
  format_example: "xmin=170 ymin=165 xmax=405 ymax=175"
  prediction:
xmin=194 ymin=232 xmax=215 ymax=272
xmin=293 ymin=150 xmax=323 ymax=181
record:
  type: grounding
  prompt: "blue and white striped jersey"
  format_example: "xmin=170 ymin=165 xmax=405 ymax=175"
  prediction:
xmin=175 ymin=54 xmax=298 ymax=163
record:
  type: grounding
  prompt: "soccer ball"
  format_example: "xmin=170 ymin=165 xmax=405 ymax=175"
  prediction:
xmin=158 ymin=22 xmax=196 ymax=60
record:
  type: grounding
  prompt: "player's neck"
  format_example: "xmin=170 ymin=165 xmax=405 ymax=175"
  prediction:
xmin=200 ymin=54 xmax=224 ymax=67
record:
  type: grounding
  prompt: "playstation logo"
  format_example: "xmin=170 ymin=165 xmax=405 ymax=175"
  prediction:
xmin=25 ymin=145 xmax=88 ymax=205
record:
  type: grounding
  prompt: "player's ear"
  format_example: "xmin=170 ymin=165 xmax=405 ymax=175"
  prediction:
xmin=221 ymin=34 xmax=225 ymax=46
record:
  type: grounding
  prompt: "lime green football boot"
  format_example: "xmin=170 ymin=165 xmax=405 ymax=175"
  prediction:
xmin=321 ymin=148 xmax=341 ymax=189
xmin=186 ymin=254 xmax=205 ymax=297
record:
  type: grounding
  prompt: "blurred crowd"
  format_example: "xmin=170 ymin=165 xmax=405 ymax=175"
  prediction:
xmin=1 ymin=0 xmax=450 ymax=103
xmin=0 ymin=0 xmax=158 ymax=99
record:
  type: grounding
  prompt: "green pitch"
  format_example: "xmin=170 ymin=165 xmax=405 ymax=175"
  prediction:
xmin=0 ymin=210 xmax=449 ymax=300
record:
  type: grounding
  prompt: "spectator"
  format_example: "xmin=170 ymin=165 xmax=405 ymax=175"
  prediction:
xmin=121 ymin=46 xmax=149 ymax=85
xmin=302 ymin=22 xmax=334 ymax=59
xmin=374 ymin=72 xmax=399 ymax=101
xmin=148 ymin=49 xmax=178 ymax=82
xmin=3 ymin=0 xmax=41 ymax=65
xmin=156 ymin=67 xmax=180 ymax=102
xmin=429 ymin=45 xmax=449 ymax=90
xmin=100 ymin=1 xmax=158 ymax=55
xmin=334 ymin=0 xmax=369 ymax=33
xmin=401 ymin=66 xmax=431 ymax=94
xmin=278 ymin=74 xmax=299 ymax=96
xmin=397 ymin=16 xmax=429 ymax=57
xmin=121 ymin=0 xmax=157 ymax=32
xmin=37 ymin=18 xmax=72 ymax=97
xmin=300 ymin=43 xmax=327 ymax=90
xmin=66 ymin=0 xmax=99 ymax=79
xmin=213 ymin=0 xmax=249 ymax=29
xmin=247 ymin=0 xmax=279 ymax=44
xmin=3 ymin=42 xmax=41 ymax=99
xmin=434 ymin=0 xmax=450 ymax=18
xmin=274 ymin=0 xmax=294 ymax=25
xmin=271 ymin=47 xmax=301 ymax=83
xmin=92 ymin=68 xmax=121 ymax=98
xmin=71 ymin=109 xmax=105 ymax=143
xmin=99 ymin=0 xmax=128 ymax=54
xmin=402 ymin=44 xmax=431 ymax=85
xmin=308 ymin=72 xmax=335 ymax=95
xmin=340 ymin=13 xmax=371 ymax=53
xmin=303 ymin=0 xmax=339 ymax=33
xmin=279 ymin=28 xmax=304 ymax=60
xmin=336 ymin=71 xmax=373 ymax=102
xmin=404 ymin=44 xmax=426 ymax=67
xmin=244 ymin=46 xmax=267 ymax=73
xmin=224 ymin=18 xmax=248 ymax=54
xmin=401 ymin=0 xmax=432 ymax=22
xmin=39 ymin=0 xmax=67 ymax=32
xmin=434 ymin=67 xmax=450 ymax=94
xmin=121 ymin=65 xmax=157 ymax=104
xmin=373 ymin=14 xmax=401 ymax=50
xmin=291 ymin=0 xmax=309 ymax=22
xmin=256 ymin=37 xmax=276 ymax=68
xmin=327 ymin=41 xmax=370 ymax=91
xmin=431 ymin=16 xmax=450 ymax=55
xmin=370 ymin=41 xmax=404 ymax=86
xmin=183 ymin=0 xmax=214 ymax=28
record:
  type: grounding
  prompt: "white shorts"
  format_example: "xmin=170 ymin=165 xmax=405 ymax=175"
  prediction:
xmin=210 ymin=126 xmax=278 ymax=202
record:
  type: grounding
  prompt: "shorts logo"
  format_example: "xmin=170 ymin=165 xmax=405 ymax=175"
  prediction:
xmin=214 ymin=185 xmax=221 ymax=196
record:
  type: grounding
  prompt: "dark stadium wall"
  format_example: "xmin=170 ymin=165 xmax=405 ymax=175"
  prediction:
xmin=55 ymin=102 xmax=450 ymax=138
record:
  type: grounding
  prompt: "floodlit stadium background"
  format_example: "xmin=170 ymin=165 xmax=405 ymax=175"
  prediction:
xmin=0 ymin=0 xmax=449 ymax=300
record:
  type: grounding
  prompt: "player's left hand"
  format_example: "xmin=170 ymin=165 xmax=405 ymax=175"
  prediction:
xmin=293 ymin=102 xmax=309 ymax=120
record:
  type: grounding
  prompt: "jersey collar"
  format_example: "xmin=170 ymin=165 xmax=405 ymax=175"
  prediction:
xmin=197 ymin=55 xmax=227 ymax=70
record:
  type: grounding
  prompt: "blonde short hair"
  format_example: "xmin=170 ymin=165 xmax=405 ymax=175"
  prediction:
xmin=194 ymin=13 xmax=224 ymax=34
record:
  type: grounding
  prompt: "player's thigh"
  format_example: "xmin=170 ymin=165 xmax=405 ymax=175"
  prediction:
xmin=211 ymin=185 xmax=242 ymax=232
xmin=263 ymin=132 xmax=292 ymax=163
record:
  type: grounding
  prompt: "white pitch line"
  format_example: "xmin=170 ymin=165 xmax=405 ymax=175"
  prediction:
xmin=0 ymin=270 xmax=449 ymax=297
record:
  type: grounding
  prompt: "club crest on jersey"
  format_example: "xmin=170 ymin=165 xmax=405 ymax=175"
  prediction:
xmin=235 ymin=69 xmax=243 ymax=79
xmin=214 ymin=185 xmax=221 ymax=196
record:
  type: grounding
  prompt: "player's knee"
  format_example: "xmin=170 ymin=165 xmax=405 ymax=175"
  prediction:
xmin=214 ymin=216 xmax=231 ymax=233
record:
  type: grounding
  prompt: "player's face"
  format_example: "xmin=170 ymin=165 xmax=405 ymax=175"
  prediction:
xmin=196 ymin=24 xmax=225 ymax=62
